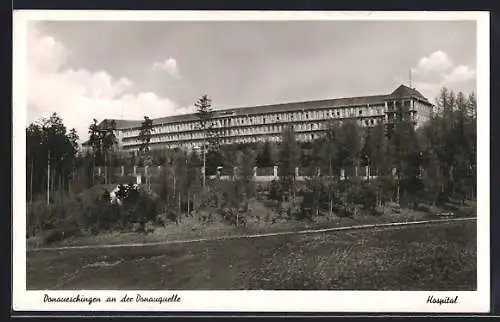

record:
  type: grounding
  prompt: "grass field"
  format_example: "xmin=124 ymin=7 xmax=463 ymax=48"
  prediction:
xmin=27 ymin=220 xmax=476 ymax=290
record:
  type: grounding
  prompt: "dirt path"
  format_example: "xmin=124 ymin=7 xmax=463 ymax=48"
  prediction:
xmin=29 ymin=217 xmax=476 ymax=253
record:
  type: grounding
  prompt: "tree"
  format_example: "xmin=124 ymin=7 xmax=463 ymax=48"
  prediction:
xmin=172 ymin=150 xmax=188 ymax=222
xmin=186 ymin=151 xmax=203 ymax=216
xmin=388 ymin=112 xmax=422 ymax=207
xmin=318 ymin=120 xmax=341 ymax=217
xmin=256 ymin=141 xmax=273 ymax=167
xmin=278 ymin=125 xmax=300 ymax=214
xmin=88 ymin=119 xmax=117 ymax=185
xmin=139 ymin=116 xmax=155 ymax=190
xmin=26 ymin=113 xmax=80 ymax=203
xmin=195 ymin=95 xmax=216 ymax=189
xmin=66 ymin=128 xmax=79 ymax=194
xmin=26 ymin=123 xmax=43 ymax=202
xmin=467 ymin=92 xmax=477 ymax=119
xmin=335 ymin=120 xmax=362 ymax=214
xmin=300 ymin=175 xmax=327 ymax=220
xmin=419 ymin=88 xmax=477 ymax=205
xmin=139 ymin=116 xmax=154 ymax=154
xmin=235 ymin=148 xmax=257 ymax=213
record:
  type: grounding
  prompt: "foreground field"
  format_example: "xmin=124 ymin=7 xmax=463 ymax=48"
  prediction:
xmin=27 ymin=220 xmax=476 ymax=290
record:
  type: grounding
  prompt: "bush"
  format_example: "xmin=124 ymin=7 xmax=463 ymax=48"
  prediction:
xmin=27 ymin=183 xmax=161 ymax=237
xmin=354 ymin=183 xmax=377 ymax=211
xmin=81 ymin=197 xmax=120 ymax=234
xmin=41 ymin=227 xmax=82 ymax=244
xmin=219 ymin=207 xmax=246 ymax=227
xmin=27 ymin=198 xmax=84 ymax=238
xmin=268 ymin=180 xmax=283 ymax=201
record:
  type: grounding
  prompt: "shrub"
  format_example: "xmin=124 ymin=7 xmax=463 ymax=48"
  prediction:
xmin=27 ymin=198 xmax=84 ymax=238
xmin=354 ymin=183 xmax=377 ymax=211
xmin=268 ymin=180 xmax=283 ymax=201
xmin=81 ymin=197 xmax=120 ymax=234
xmin=219 ymin=207 xmax=246 ymax=227
xmin=27 ymin=201 xmax=52 ymax=237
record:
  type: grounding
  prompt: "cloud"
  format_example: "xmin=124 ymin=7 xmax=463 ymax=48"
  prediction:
xmin=412 ymin=50 xmax=453 ymax=76
xmin=152 ymin=58 xmax=179 ymax=77
xmin=443 ymin=64 xmax=476 ymax=84
xmin=26 ymin=23 xmax=187 ymax=142
xmin=411 ymin=50 xmax=476 ymax=100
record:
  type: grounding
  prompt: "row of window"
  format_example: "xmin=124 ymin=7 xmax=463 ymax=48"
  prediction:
xmin=130 ymin=133 xmax=317 ymax=150
xmin=122 ymin=117 xmax=384 ymax=148
xmin=121 ymin=104 xmax=388 ymax=138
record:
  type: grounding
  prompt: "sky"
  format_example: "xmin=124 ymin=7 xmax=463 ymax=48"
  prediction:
xmin=25 ymin=19 xmax=477 ymax=141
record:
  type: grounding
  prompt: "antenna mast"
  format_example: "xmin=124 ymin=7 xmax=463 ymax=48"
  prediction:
xmin=409 ymin=69 xmax=413 ymax=89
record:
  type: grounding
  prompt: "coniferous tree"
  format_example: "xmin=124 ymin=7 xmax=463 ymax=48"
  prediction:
xmin=139 ymin=116 xmax=154 ymax=190
xmin=195 ymin=95 xmax=216 ymax=189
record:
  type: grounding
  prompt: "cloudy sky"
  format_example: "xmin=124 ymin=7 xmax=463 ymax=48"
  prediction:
xmin=26 ymin=19 xmax=476 ymax=141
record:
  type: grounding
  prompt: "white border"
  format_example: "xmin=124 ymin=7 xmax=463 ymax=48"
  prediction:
xmin=12 ymin=10 xmax=490 ymax=313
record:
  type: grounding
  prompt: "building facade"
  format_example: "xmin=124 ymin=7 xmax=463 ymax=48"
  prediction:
xmin=91 ymin=84 xmax=434 ymax=152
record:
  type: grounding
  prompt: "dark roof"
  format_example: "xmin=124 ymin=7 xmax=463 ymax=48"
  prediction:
xmin=389 ymin=84 xmax=429 ymax=101
xmin=215 ymin=94 xmax=389 ymax=116
xmin=102 ymin=84 xmax=431 ymax=128
xmin=151 ymin=94 xmax=389 ymax=125
xmin=100 ymin=119 xmax=142 ymax=129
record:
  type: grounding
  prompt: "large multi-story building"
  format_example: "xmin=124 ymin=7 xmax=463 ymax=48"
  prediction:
xmin=86 ymin=84 xmax=433 ymax=152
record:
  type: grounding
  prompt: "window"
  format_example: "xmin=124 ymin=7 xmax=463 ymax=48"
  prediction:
xmin=359 ymin=110 xmax=363 ymax=115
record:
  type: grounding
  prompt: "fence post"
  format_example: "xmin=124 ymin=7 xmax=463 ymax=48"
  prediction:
xmin=217 ymin=166 xmax=222 ymax=179
xmin=273 ymin=166 xmax=278 ymax=178
xmin=133 ymin=166 xmax=137 ymax=176
xmin=365 ymin=166 xmax=369 ymax=180
xmin=295 ymin=167 xmax=299 ymax=177
xmin=340 ymin=168 xmax=345 ymax=180
xmin=98 ymin=167 xmax=101 ymax=176
xmin=121 ymin=165 xmax=124 ymax=177
xmin=253 ymin=166 xmax=257 ymax=178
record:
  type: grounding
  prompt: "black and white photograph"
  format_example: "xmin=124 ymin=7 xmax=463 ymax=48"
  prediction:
xmin=13 ymin=11 xmax=490 ymax=313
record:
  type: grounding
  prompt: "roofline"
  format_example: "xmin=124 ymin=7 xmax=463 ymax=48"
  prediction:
xmin=103 ymin=86 xmax=433 ymax=129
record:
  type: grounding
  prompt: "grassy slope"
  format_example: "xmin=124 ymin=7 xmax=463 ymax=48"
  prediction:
xmin=28 ymin=199 xmax=476 ymax=248
xmin=27 ymin=220 xmax=476 ymax=290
